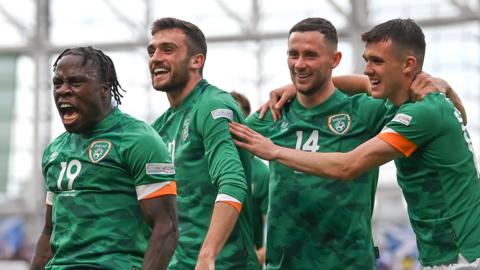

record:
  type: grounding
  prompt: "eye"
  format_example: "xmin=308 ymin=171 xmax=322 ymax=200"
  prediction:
xmin=69 ymin=78 xmax=84 ymax=88
xmin=164 ymin=46 xmax=174 ymax=54
xmin=52 ymin=78 xmax=63 ymax=89
xmin=305 ymin=51 xmax=317 ymax=58
xmin=287 ymin=51 xmax=298 ymax=59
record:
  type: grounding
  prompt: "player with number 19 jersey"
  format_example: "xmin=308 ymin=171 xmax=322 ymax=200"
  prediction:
xmin=247 ymin=90 xmax=395 ymax=270
xmin=152 ymin=79 xmax=259 ymax=270
xmin=42 ymin=108 xmax=176 ymax=270
xmin=378 ymin=93 xmax=480 ymax=266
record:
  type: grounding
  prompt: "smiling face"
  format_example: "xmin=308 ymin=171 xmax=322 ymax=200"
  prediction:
xmin=53 ymin=54 xmax=111 ymax=133
xmin=362 ymin=40 xmax=408 ymax=100
xmin=287 ymin=31 xmax=339 ymax=96
xmin=147 ymin=28 xmax=192 ymax=93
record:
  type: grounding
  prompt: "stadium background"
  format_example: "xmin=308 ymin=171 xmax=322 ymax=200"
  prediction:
xmin=0 ymin=0 xmax=479 ymax=269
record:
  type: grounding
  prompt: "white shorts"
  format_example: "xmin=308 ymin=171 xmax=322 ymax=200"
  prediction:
xmin=423 ymin=254 xmax=480 ymax=270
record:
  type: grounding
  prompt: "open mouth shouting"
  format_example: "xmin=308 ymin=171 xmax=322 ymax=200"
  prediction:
xmin=58 ymin=102 xmax=80 ymax=126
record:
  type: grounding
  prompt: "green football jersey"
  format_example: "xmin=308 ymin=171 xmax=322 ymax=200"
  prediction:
xmin=151 ymin=79 xmax=260 ymax=270
xmin=378 ymin=93 xmax=480 ymax=266
xmin=247 ymin=90 xmax=394 ymax=270
xmin=251 ymin=157 xmax=269 ymax=249
xmin=42 ymin=108 xmax=176 ymax=270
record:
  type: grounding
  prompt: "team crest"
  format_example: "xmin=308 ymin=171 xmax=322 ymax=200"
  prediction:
xmin=327 ymin=113 xmax=351 ymax=135
xmin=88 ymin=140 xmax=112 ymax=163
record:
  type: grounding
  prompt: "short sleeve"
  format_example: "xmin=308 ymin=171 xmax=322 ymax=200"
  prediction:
xmin=378 ymin=96 xmax=443 ymax=157
xmin=123 ymin=124 xmax=176 ymax=200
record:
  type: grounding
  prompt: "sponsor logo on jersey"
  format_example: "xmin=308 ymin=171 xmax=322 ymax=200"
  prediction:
xmin=146 ymin=163 xmax=175 ymax=175
xmin=211 ymin=108 xmax=233 ymax=121
xmin=182 ymin=117 xmax=190 ymax=141
xmin=280 ymin=121 xmax=289 ymax=129
xmin=391 ymin=113 xmax=412 ymax=126
xmin=327 ymin=113 xmax=351 ymax=135
xmin=88 ymin=140 xmax=112 ymax=163
xmin=49 ymin=151 xmax=59 ymax=161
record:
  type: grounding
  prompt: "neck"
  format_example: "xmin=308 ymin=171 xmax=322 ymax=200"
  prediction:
xmin=297 ymin=80 xmax=336 ymax=108
xmin=167 ymin=75 xmax=202 ymax=108
xmin=389 ymin=76 xmax=415 ymax=107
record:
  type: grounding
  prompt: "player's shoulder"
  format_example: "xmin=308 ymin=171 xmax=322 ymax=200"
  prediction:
xmin=196 ymin=82 xmax=241 ymax=120
xmin=398 ymin=93 xmax=447 ymax=115
xmin=46 ymin=131 xmax=71 ymax=149
xmin=201 ymin=83 xmax=237 ymax=107
xmin=115 ymin=110 xmax=161 ymax=141
xmin=350 ymin=92 xmax=387 ymax=107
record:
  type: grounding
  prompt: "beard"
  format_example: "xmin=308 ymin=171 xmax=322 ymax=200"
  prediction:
xmin=153 ymin=57 xmax=191 ymax=93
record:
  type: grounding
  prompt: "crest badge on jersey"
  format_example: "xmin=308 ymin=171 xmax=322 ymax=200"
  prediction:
xmin=328 ymin=113 xmax=351 ymax=135
xmin=88 ymin=140 xmax=112 ymax=163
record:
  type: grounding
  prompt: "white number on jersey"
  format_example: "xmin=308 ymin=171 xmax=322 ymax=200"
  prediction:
xmin=454 ymin=110 xmax=480 ymax=178
xmin=57 ymin=159 xmax=81 ymax=190
xmin=295 ymin=130 xmax=320 ymax=152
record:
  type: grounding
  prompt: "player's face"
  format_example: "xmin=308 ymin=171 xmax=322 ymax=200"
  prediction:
xmin=147 ymin=28 xmax=192 ymax=93
xmin=287 ymin=31 xmax=338 ymax=95
xmin=362 ymin=40 xmax=406 ymax=99
xmin=53 ymin=54 xmax=108 ymax=133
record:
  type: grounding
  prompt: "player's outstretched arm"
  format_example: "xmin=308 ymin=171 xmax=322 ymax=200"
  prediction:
xmin=29 ymin=205 xmax=53 ymax=270
xmin=195 ymin=202 xmax=240 ymax=270
xmin=140 ymin=195 xmax=178 ymax=270
xmin=333 ymin=75 xmax=372 ymax=95
xmin=230 ymin=122 xmax=402 ymax=180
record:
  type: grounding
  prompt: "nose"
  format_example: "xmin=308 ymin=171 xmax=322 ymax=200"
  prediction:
xmin=53 ymin=83 xmax=72 ymax=98
xmin=149 ymin=48 xmax=164 ymax=63
xmin=294 ymin=56 xmax=307 ymax=70
xmin=363 ymin=62 xmax=373 ymax=76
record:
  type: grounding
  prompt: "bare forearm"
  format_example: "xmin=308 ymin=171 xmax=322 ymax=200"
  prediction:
xmin=273 ymin=145 xmax=354 ymax=180
xmin=140 ymin=195 xmax=178 ymax=270
xmin=29 ymin=231 xmax=52 ymax=270
xmin=333 ymin=75 xmax=371 ymax=95
xmin=142 ymin=224 xmax=178 ymax=270
xmin=446 ymin=87 xmax=468 ymax=125
xmin=198 ymin=202 xmax=239 ymax=260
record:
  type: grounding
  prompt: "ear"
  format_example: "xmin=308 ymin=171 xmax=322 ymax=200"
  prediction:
xmin=100 ymin=83 xmax=110 ymax=98
xmin=330 ymin=51 xmax=342 ymax=69
xmin=403 ymin=55 xmax=417 ymax=75
xmin=190 ymin=53 xmax=205 ymax=71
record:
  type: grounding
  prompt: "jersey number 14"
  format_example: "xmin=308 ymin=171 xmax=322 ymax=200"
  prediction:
xmin=295 ymin=130 xmax=320 ymax=152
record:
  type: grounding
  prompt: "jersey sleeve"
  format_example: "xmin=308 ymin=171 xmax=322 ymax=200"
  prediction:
xmin=377 ymin=97 xmax=444 ymax=157
xmin=245 ymin=110 xmax=275 ymax=136
xmin=195 ymin=94 xmax=249 ymax=211
xmin=123 ymin=124 xmax=176 ymax=200
xmin=41 ymin=143 xmax=55 ymax=205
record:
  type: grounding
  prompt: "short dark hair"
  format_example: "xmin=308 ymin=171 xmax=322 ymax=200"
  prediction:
xmin=151 ymin=17 xmax=207 ymax=58
xmin=362 ymin=18 xmax=426 ymax=69
xmin=230 ymin=91 xmax=251 ymax=117
xmin=53 ymin=46 xmax=125 ymax=105
xmin=289 ymin=17 xmax=338 ymax=48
